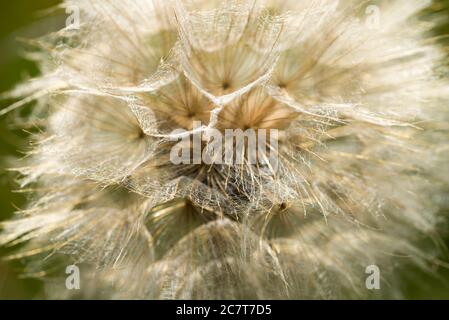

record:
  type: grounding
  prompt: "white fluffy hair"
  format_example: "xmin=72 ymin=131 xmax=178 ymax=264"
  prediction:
xmin=1 ymin=0 xmax=448 ymax=299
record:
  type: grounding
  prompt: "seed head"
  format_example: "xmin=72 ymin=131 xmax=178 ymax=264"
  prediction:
xmin=1 ymin=0 xmax=448 ymax=299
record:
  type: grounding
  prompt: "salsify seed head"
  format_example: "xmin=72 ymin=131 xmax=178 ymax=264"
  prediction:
xmin=1 ymin=0 xmax=449 ymax=299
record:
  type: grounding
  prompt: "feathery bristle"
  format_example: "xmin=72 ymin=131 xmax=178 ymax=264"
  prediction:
xmin=1 ymin=0 xmax=448 ymax=299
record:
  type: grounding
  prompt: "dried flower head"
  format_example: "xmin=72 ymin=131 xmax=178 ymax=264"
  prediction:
xmin=1 ymin=0 xmax=449 ymax=299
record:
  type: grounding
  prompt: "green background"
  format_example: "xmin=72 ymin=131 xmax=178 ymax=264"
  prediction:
xmin=0 ymin=0 xmax=448 ymax=299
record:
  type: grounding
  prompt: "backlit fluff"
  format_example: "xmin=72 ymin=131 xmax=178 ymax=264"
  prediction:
xmin=1 ymin=0 xmax=449 ymax=299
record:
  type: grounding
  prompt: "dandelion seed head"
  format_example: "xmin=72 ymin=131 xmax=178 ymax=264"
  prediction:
xmin=1 ymin=0 xmax=448 ymax=299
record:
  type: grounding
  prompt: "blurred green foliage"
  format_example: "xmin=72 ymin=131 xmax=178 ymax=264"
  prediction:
xmin=0 ymin=0 xmax=61 ymax=299
xmin=0 ymin=0 xmax=448 ymax=299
